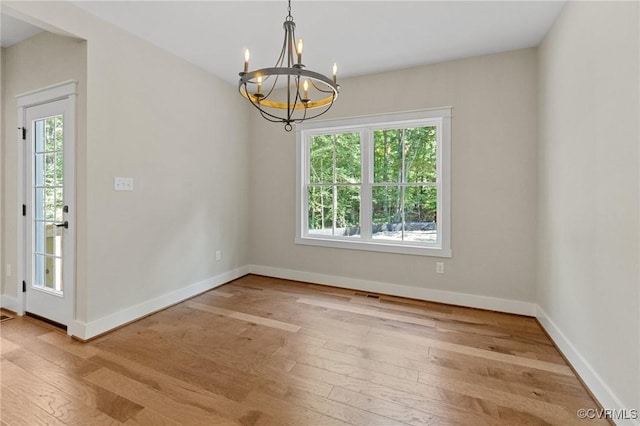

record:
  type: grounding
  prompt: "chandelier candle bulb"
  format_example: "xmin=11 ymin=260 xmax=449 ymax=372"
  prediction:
xmin=333 ymin=63 xmax=337 ymax=83
xmin=303 ymin=79 xmax=309 ymax=100
xmin=297 ymin=39 xmax=303 ymax=64
xmin=244 ymin=49 xmax=250 ymax=73
xmin=256 ymin=76 xmax=262 ymax=95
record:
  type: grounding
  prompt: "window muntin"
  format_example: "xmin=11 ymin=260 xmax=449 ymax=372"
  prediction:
xmin=297 ymin=108 xmax=451 ymax=257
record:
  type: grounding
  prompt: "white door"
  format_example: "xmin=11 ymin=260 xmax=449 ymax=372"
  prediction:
xmin=23 ymin=93 xmax=75 ymax=328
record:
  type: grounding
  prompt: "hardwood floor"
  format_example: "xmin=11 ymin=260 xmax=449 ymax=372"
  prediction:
xmin=0 ymin=274 xmax=607 ymax=425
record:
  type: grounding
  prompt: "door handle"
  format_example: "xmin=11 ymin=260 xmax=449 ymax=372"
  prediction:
xmin=55 ymin=221 xmax=69 ymax=229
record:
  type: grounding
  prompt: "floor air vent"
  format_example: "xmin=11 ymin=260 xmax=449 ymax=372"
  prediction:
xmin=355 ymin=292 xmax=380 ymax=299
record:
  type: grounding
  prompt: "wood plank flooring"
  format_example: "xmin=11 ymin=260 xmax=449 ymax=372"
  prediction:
xmin=0 ymin=274 xmax=607 ymax=425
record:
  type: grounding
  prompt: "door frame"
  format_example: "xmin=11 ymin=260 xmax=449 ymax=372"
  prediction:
xmin=17 ymin=80 xmax=77 ymax=332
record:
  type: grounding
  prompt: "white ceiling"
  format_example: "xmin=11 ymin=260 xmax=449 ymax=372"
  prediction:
xmin=5 ymin=1 xmax=565 ymax=84
xmin=1 ymin=13 xmax=44 ymax=47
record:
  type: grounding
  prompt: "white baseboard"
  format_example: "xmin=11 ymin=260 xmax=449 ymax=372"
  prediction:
xmin=248 ymin=264 xmax=537 ymax=316
xmin=536 ymin=306 xmax=639 ymax=426
xmin=0 ymin=295 xmax=20 ymax=313
xmin=69 ymin=266 xmax=250 ymax=340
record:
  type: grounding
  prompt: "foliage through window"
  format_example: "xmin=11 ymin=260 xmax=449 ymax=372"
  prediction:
xmin=297 ymin=108 xmax=451 ymax=257
xmin=308 ymin=132 xmax=361 ymax=237
xmin=372 ymin=127 xmax=437 ymax=243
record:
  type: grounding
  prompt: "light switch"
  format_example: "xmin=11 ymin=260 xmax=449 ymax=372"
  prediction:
xmin=114 ymin=177 xmax=134 ymax=191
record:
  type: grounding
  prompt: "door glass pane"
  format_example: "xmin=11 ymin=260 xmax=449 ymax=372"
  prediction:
xmin=45 ymin=118 xmax=56 ymax=152
xmin=44 ymin=187 xmax=55 ymax=221
xmin=44 ymin=153 xmax=55 ymax=185
xmin=34 ymin=221 xmax=45 ymax=254
xmin=55 ymin=188 xmax=64 ymax=222
xmin=34 ymin=188 xmax=44 ymax=220
xmin=34 ymin=254 xmax=45 ymax=287
xmin=32 ymin=115 xmax=64 ymax=294
xmin=45 ymin=224 xmax=57 ymax=256
xmin=54 ymin=117 xmax=64 ymax=151
xmin=35 ymin=154 xmax=45 ymax=186
xmin=45 ymin=256 xmax=55 ymax=289
xmin=55 ymin=153 xmax=63 ymax=186
xmin=35 ymin=120 xmax=45 ymax=152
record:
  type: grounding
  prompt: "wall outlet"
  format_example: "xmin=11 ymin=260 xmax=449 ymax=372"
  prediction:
xmin=436 ymin=262 xmax=444 ymax=274
xmin=5 ymin=264 xmax=11 ymax=277
xmin=215 ymin=250 xmax=221 ymax=261
xmin=114 ymin=177 xmax=134 ymax=191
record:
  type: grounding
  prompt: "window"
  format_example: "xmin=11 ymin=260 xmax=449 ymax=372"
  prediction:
xmin=296 ymin=108 xmax=451 ymax=257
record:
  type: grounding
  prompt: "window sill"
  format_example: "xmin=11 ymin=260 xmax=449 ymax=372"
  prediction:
xmin=295 ymin=236 xmax=452 ymax=258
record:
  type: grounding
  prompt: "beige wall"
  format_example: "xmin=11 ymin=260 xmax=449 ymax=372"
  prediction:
xmin=538 ymin=0 xmax=639 ymax=412
xmin=80 ymin=17 xmax=250 ymax=323
xmin=1 ymin=31 xmax=87 ymax=307
xmin=2 ymin=2 xmax=251 ymax=328
xmin=250 ymin=48 xmax=538 ymax=304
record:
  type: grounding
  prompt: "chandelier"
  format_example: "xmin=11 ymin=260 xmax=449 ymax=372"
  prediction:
xmin=239 ymin=0 xmax=339 ymax=131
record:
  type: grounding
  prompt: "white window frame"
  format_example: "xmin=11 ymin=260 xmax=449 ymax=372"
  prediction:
xmin=296 ymin=107 xmax=452 ymax=257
